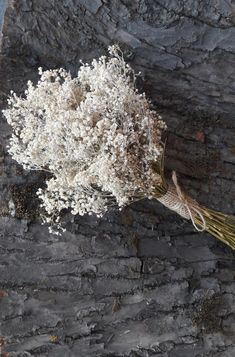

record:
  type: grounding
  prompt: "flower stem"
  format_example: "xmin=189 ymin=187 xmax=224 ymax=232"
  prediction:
xmin=194 ymin=206 xmax=235 ymax=250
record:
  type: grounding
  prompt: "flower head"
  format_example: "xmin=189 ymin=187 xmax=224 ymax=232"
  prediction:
xmin=3 ymin=46 xmax=166 ymax=232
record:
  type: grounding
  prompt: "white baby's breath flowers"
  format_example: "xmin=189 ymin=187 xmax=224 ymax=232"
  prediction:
xmin=3 ymin=45 xmax=166 ymax=233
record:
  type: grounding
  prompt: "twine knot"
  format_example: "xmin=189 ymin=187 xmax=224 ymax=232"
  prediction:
xmin=171 ymin=171 xmax=206 ymax=232
xmin=157 ymin=172 xmax=207 ymax=232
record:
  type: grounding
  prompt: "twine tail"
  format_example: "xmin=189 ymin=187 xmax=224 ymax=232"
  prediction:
xmin=156 ymin=171 xmax=235 ymax=250
xmin=193 ymin=206 xmax=235 ymax=250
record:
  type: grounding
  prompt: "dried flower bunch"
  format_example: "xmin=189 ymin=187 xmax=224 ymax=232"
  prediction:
xmin=3 ymin=46 xmax=166 ymax=232
xmin=3 ymin=46 xmax=235 ymax=248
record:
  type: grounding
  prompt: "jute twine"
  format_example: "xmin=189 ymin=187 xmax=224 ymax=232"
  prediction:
xmin=157 ymin=171 xmax=207 ymax=232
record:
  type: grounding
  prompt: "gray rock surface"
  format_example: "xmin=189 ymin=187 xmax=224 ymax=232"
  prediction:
xmin=0 ymin=1 xmax=235 ymax=356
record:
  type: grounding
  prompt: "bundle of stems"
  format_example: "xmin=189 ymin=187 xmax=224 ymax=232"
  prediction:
xmin=154 ymin=164 xmax=235 ymax=250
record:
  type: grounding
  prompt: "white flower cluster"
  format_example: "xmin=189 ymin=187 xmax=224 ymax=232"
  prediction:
xmin=3 ymin=45 xmax=166 ymax=232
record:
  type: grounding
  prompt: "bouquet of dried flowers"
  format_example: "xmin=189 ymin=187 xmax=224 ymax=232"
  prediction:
xmin=3 ymin=46 xmax=235 ymax=248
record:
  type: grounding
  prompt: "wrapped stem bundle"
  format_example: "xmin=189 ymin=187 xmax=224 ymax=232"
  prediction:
xmin=156 ymin=172 xmax=235 ymax=250
xmin=3 ymin=46 xmax=235 ymax=248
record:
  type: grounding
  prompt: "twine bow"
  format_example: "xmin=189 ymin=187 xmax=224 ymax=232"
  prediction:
xmin=172 ymin=171 xmax=206 ymax=232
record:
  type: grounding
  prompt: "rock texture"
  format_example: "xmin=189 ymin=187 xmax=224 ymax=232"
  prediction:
xmin=0 ymin=1 xmax=235 ymax=356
